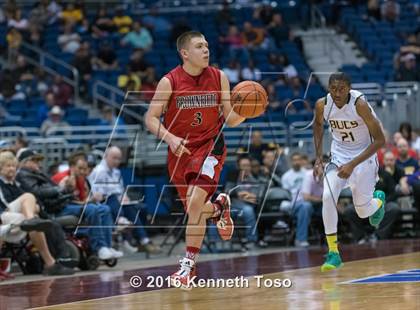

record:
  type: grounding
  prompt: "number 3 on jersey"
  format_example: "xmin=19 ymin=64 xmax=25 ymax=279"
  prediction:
xmin=340 ymin=131 xmax=355 ymax=142
xmin=191 ymin=112 xmax=202 ymax=126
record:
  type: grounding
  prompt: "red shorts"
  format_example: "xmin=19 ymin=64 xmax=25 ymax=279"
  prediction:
xmin=167 ymin=136 xmax=226 ymax=209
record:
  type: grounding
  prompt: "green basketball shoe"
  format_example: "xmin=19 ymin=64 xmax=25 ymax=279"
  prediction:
xmin=369 ymin=190 xmax=386 ymax=228
xmin=321 ymin=252 xmax=343 ymax=272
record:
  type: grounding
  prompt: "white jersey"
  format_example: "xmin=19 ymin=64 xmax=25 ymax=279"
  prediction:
xmin=323 ymin=89 xmax=377 ymax=160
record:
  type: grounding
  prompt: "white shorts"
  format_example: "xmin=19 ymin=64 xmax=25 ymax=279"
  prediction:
xmin=0 ymin=211 xmax=27 ymax=243
xmin=326 ymin=154 xmax=379 ymax=206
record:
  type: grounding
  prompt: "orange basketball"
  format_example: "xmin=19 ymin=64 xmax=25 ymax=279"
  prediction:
xmin=231 ymin=81 xmax=268 ymax=118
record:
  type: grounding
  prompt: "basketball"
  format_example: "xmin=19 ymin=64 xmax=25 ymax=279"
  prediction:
xmin=231 ymin=81 xmax=268 ymax=118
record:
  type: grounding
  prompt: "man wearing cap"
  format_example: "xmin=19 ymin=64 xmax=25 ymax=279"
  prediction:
xmin=0 ymin=151 xmax=74 ymax=276
xmin=17 ymin=150 xmax=123 ymax=260
xmin=40 ymin=105 xmax=71 ymax=137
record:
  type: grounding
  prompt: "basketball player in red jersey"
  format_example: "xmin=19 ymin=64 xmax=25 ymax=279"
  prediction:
xmin=145 ymin=31 xmax=246 ymax=290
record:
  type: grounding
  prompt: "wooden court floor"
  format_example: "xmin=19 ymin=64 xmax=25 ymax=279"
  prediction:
xmin=0 ymin=239 xmax=419 ymax=310
xmin=33 ymin=252 xmax=420 ymax=310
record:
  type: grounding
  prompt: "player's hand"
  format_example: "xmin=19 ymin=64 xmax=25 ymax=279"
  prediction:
xmin=168 ymin=136 xmax=191 ymax=157
xmin=337 ymin=162 xmax=355 ymax=179
xmin=313 ymin=157 xmax=324 ymax=180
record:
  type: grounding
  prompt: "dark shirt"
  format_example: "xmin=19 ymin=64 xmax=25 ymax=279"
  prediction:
xmin=376 ymin=168 xmax=398 ymax=202
xmin=396 ymin=157 xmax=419 ymax=176
xmin=0 ymin=178 xmax=24 ymax=211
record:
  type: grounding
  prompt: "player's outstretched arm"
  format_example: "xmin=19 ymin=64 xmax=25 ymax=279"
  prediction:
xmin=350 ymin=98 xmax=385 ymax=167
xmin=220 ymin=71 xmax=246 ymax=127
xmin=144 ymin=77 xmax=191 ymax=157
xmin=313 ymin=97 xmax=325 ymax=178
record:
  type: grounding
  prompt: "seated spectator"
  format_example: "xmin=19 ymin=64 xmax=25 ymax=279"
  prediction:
xmin=241 ymin=22 xmax=265 ymax=49
xmin=50 ymin=75 xmax=73 ymax=108
xmin=280 ymin=54 xmax=298 ymax=81
xmin=142 ymin=6 xmax=172 ymax=34
xmin=98 ymin=106 xmax=126 ymax=128
xmin=241 ymin=60 xmax=262 ymax=81
xmin=40 ymin=106 xmax=71 ymax=137
xmin=129 ymin=49 xmax=153 ymax=80
xmin=121 ymin=21 xmax=153 ymax=51
xmin=7 ymin=9 xmax=28 ymax=31
xmin=57 ymin=22 xmax=81 ymax=54
xmin=399 ymin=122 xmax=415 ymax=147
xmin=37 ymin=92 xmax=56 ymax=124
xmin=293 ymin=159 xmax=324 ymax=247
xmin=29 ymin=1 xmax=49 ymax=30
xmin=46 ymin=0 xmax=62 ymax=25
xmin=219 ymin=25 xmax=249 ymax=63
xmin=72 ymin=42 xmax=93 ymax=96
xmin=267 ymin=13 xmax=290 ymax=48
xmin=280 ymin=153 xmax=307 ymax=211
xmin=399 ymin=33 xmax=420 ymax=63
xmin=266 ymin=83 xmax=282 ymax=111
xmin=380 ymin=0 xmax=400 ymax=23
xmin=13 ymin=55 xmax=34 ymax=82
xmin=215 ymin=1 xmax=235 ymax=31
xmin=0 ymin=151 xmax=74 ymax=275
xmin=253 ymin=4 xmax=274 ymax=26
xmin=395 ymin=53 xmax=420 ymax=81
xmin=241 ymin=130 xmax=269 ymax=163
xmin=11 ymin=136 xmax=28 ymax=155
xmin=93 ymin=42 xmax=118 ymax=70
xmin=222 ymin=60 xmax=241 ymax=84
xmin=6 ymin=27 xmax=22 ymax=64
xmin=383 ymin=151 xmax=407 ymax=197
xmin=51 ymin=152 xmax=123 ymax=259
xmin=395 ymin=138 xmax=419 ymax=176
xmin=260 ymin=149 xmax=287 ymax=187
xmin=59 ymin=3 xmax=83 ymax=24
xmin=89 ymin=146 xmax=161 ymax=254
xmin=286 ymin=77 xmax=312 ymax=113
xmin=118 ymin=67 xmax=141 ymax=91
xmin=91 ymin=7 xmax=115 ymax=38
xmin=344 ymin=160 xmax=401 ymax=243
xmin=113 ymin=7 xmax=133 ymax=34
xmin=366 ymin=0 xmax=381 ymax=21
xmin=28 ymin=27 xmax=43 ymax=47
xmin=224 ymin=155 xmax=262 ymax=250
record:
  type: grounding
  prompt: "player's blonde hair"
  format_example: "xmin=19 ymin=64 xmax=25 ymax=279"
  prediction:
xmin=176 ymin=31 xmax=204 ymax=52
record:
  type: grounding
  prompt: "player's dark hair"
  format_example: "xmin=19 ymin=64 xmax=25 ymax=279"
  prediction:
xmin=328 ymin=73 xmax=351 ymax=86
xmin=176 ymin=31 xmax=204 ymax=52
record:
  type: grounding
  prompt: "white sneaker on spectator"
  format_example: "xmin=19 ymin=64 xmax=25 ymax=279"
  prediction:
xmin=116 ymin=217 xmax=132 ymax=231
xmin=110 ymin=248 xmax=124 ymax=258
xmin=0 ymin=224 xmax=12 ymax=238
xmin=294 ymin=240 xmax=310 ymax=247
xmin=122 ymin=240 xmax=138 ymax=254
xmin=98 ymin=247 xmax=114 ymax=260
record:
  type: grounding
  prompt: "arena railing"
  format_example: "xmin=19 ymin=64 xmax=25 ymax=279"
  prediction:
xmin=19 ymin=42 xmax=80 ymax=101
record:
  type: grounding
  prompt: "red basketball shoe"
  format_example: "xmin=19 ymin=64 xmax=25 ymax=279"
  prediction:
xmin=170 ymin=257 xmax=197 ymax=290
xmin=215 ymin=193 xmax=234 ymax=241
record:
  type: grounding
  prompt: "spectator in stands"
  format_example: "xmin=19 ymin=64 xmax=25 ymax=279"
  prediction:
xmin=0 ymin=69 xmax=26 ymax=102
xmin=37 ymin=92 xmax=56 ymax=124
xmin=13 ymin=55 xmax=34 ymax=82
xmin=29 ymin=1 xmax=49 ymax=30
xmin=98 ymin=106 xmax=126 ymax=128
xmin=91 ymin=7 xmax=115 ymax=38
xmin=93 ymin=42 xmax=118 ymax=70
xmin=7 ymin=8 xmax=28 ymax=31
xmin=40 ymin=106 xmax=71 ymax=137
xmin=381 ymin=0 xmax=400 ymax=23
xmin=142 ymin=6 xmax=172 ymax=34
xmin=366 ymin=0 xmax=381 ymax=21
xmin=254 ymin=3 xmax=274 ymax=26
xmin=241 ymin=21 xmax=265 ymax=50
xmin=399 ymin=33 xmax=420 ymax=64
xmin=245 ymin=130 xmax=268 ymax=163
xmin=407 ymin=169 xmax=420 ymax=208
xmin=51 ymin=152 xmax=123 ymax=260
xmin=28 ymin=27 xmax=43 ymax=47
xmin=72 ymin=42 xmax=93 ymax=96
xmin=396 ymin=138 xmax=419 ymax=176
xmin=6 ymin=27 xmax=22 ymax=64
xmin=224 ymin=155 xmax=261 ymax=250
xmin=267 ymin=13 xmax=290 ymax=48
xmin=46 ymin=0 xmax=62 ymax=25
xmin=344 ymin=159 xmax=402 ymax=243
xmin=113 ymin=7 xmax=133 ymax=34
xmin=121 ymin=21 xmax=153 ymax=51
xmin=129 ymin=49 xmax=153 ymax=80
xmin=261 ymin=149 xmax=288 ymax=187
xmin=59 ymin=3 xmax=83 ymax=25
xmin=89 ymin=146 xmax=161 ymax=254
xmin=266 ymin=83 xmax=283 ymax=112
xmin=280 ymin=153 xmax=306 ymax=212
xmin=118 ymin=66 xmax=141 ymax=91
xmin=280 ymin=54 xmax=298 ymax=81
xmin=57 ymin=22 xmax=81 ymax=54
xmin=215 ymin=1 xmax=235 ymax=32
xmin=293 ymin=158 xmax=324 ymax=247
xmin=0 ymin=151 xmax=74 ymax=275
xmin=287 ymin=77 xmax=312 ymax=113
xmin=399 ymin=122 xmax=415 ymax=146
xmin=395 ymin=53 xmax=420 ymax=81
xmin=50 ymin=75 xmax=73 ymax=108
xmin=12 ymin=136 xmax=28 ymax=156
xmin=222 ymin=60 xmax=241 ymax=84
xmin=241 ymin=60 xmax=262 ymax=81
xmin=219 ymin=25 xmax=249 ymax=63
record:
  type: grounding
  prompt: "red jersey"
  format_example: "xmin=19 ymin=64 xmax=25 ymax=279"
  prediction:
xmin=163 ymin=65 xmax=224 ymax=147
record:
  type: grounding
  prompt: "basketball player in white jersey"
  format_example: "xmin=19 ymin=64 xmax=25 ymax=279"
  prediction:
xmin=313 ymin=73 xmax=386 ymax=271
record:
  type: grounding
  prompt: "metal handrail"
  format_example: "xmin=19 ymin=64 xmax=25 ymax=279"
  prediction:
xmin=92 ymin=80 xmax=145 ymax=122
xmin=20 ymin=42 xmax=80 ymax=101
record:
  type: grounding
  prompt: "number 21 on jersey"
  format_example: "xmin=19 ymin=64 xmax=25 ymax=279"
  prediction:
xmin=340 ymin=131 xmax=355 ymax=142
